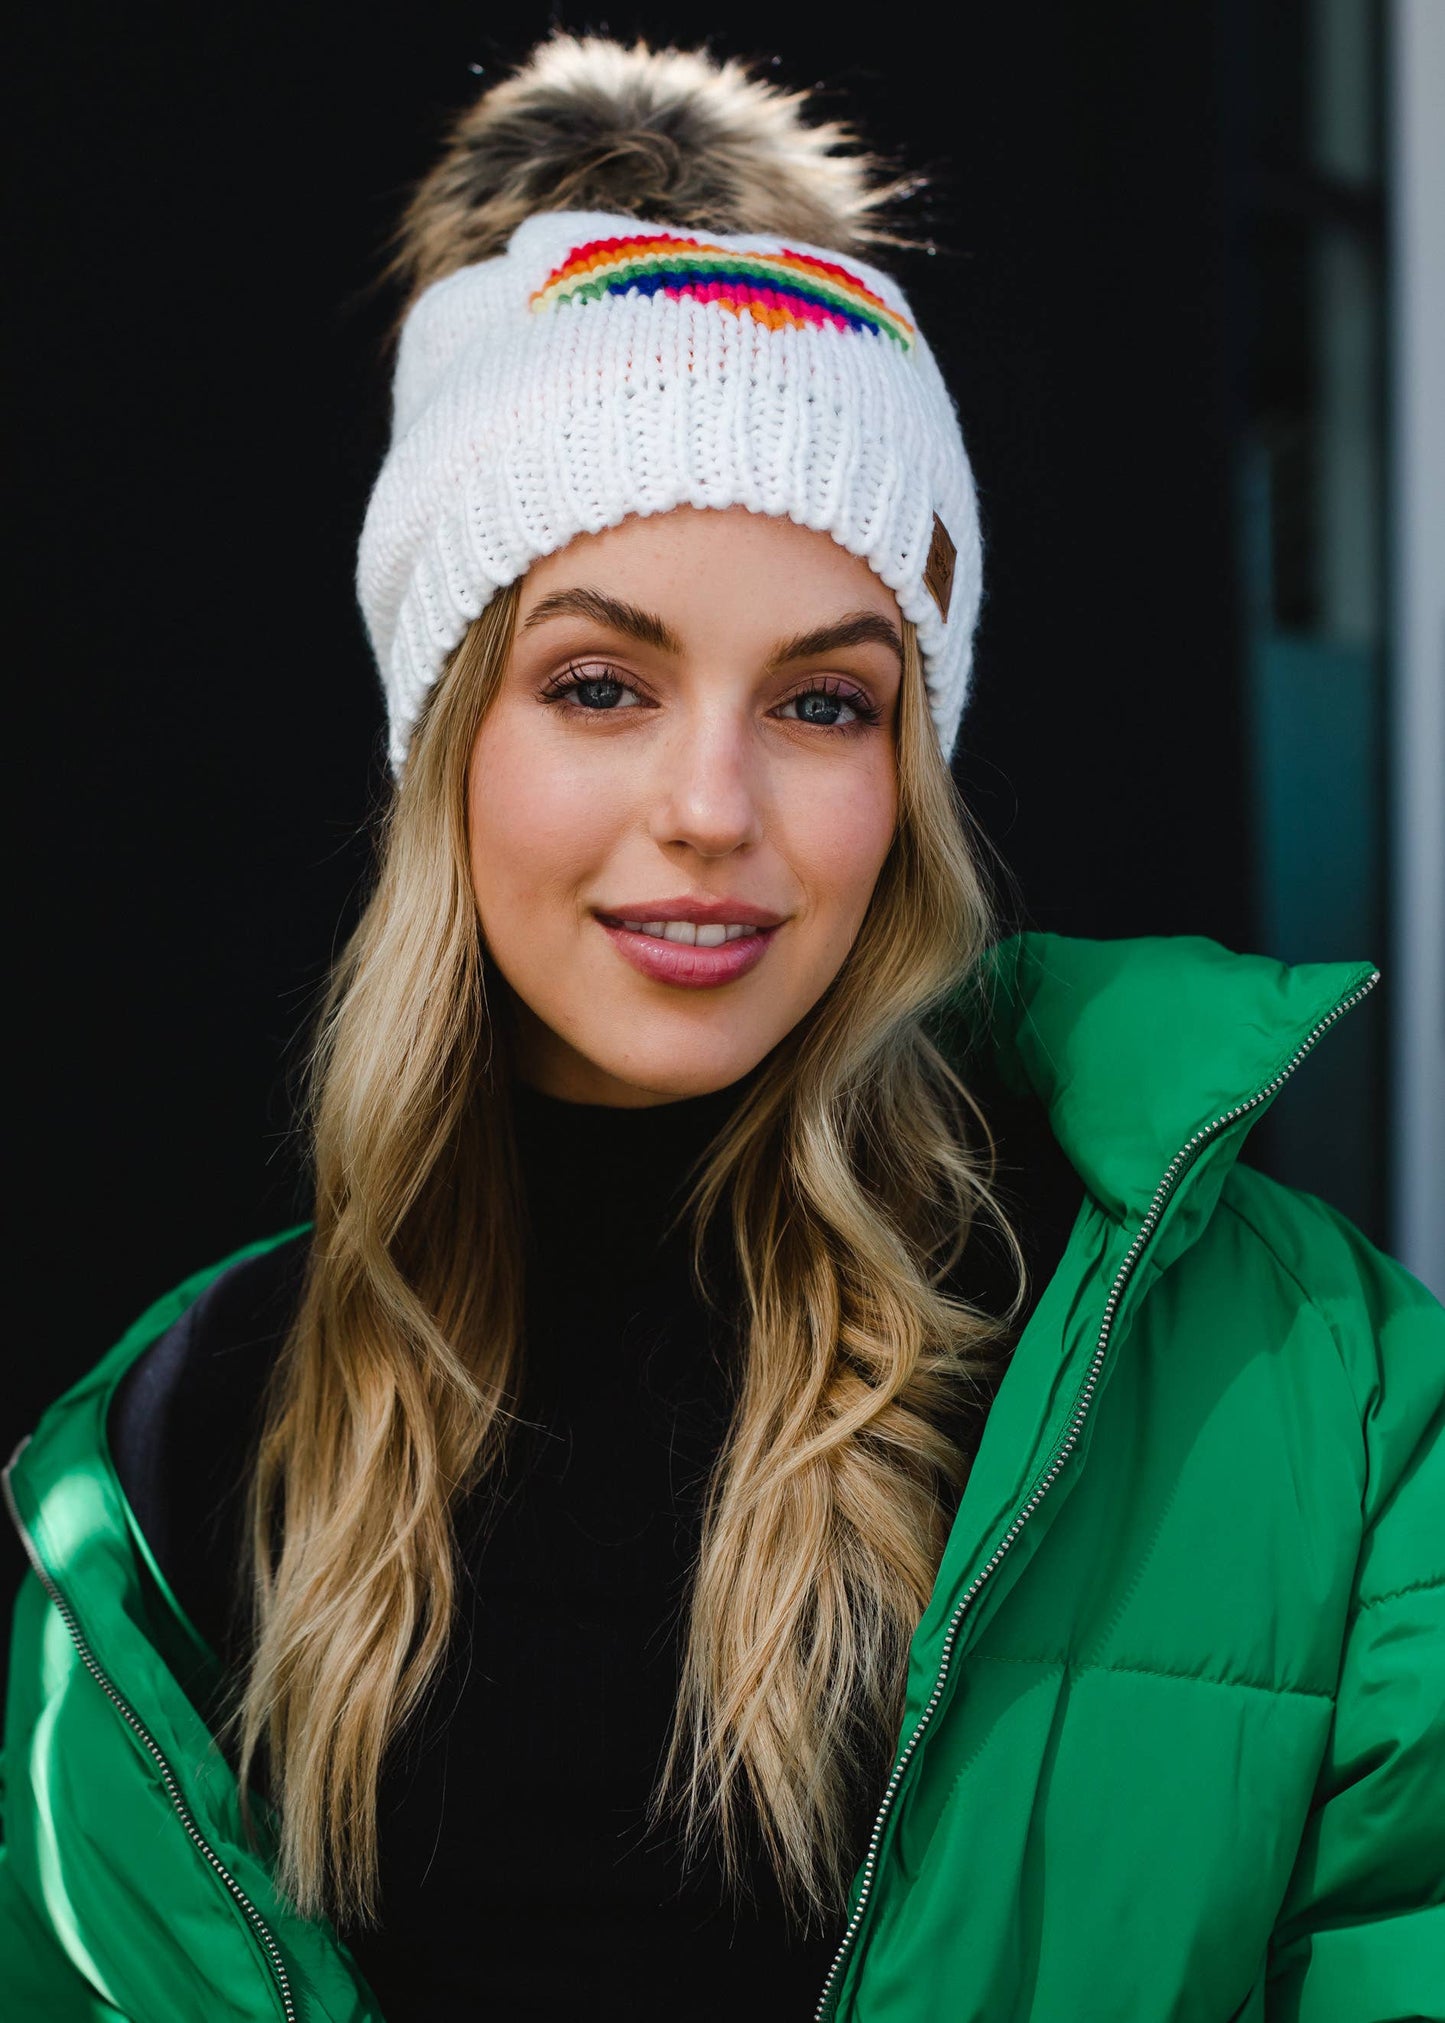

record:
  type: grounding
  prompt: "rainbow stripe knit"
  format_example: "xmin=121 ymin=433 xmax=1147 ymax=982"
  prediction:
xmin=531 ymin=232 xmax=915 ymax=348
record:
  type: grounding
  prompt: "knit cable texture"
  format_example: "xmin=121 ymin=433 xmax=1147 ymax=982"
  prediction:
xmin=358 ymin=210 xmax=982 ymax=770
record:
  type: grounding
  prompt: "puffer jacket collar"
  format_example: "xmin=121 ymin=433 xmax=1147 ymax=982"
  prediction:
xmin=959 ymin=929 xmax=1378 ymax=1228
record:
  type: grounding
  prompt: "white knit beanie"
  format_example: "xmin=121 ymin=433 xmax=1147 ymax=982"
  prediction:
xmin=356 ymin=50 xmax=983 ymax=772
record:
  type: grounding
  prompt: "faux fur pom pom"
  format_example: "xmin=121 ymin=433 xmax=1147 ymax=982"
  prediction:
xmin=387 ymin=33 xmax=915 ymax=321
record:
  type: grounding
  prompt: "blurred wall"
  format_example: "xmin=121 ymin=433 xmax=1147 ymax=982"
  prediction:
xmin=1388 ymin=0 xmax=1445 ymax=1294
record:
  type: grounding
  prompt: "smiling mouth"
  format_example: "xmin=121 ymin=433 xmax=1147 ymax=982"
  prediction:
xmin=592 ymin=911 xmax=781 ymax=988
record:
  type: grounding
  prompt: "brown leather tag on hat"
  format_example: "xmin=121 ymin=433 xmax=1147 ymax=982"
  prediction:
xmin=923 ymin=513 xmax=956 ymax=621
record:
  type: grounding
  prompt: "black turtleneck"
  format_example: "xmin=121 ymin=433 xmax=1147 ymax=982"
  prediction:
xmin=108 ymin=1056 xmax=1084 ymax=2021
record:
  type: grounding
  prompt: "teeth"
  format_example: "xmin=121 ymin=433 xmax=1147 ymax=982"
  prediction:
xmin=613 ymin=919 xmax=764 ymax=943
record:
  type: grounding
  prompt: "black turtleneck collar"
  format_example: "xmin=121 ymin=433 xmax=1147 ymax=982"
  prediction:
xmin=508 ymin=1045 xmax=1084 ymax=1331
xmin=510 ymin=1072 xmax=756 ymax=1268
xmin=511 ymin=1073 xmax=752 ymax=1161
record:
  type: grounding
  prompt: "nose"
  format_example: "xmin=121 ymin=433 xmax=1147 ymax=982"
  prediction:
xmin=645 ymin=704 xmax=764 ymax=859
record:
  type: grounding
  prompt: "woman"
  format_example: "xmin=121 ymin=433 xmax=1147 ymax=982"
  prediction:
xmin=3 ymin=34 xmax=1441 ymax=2023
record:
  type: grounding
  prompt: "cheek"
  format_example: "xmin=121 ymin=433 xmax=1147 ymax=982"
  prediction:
xmin=781 ymin=751 xmax=898 ymax=937
xmin=467 ymin=709 xmax=622 ymax=918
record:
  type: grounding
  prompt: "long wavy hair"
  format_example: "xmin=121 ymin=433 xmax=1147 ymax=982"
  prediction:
xmin=228 ymin=579 xmax=1026 ymax=1934
xmin=228 ymin=30 xmax=1028 ymax=1940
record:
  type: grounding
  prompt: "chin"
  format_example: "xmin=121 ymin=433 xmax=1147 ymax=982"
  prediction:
xmin=511 ymin=967 xmax=797 ymax=1105
xmin=613 ymin=1042 xmax=767 ymax=1103
xmin=576 ymin=1004 xmax=778 ymax=1105
xmin=638 ymin=1063 xmax=755 ymax=1101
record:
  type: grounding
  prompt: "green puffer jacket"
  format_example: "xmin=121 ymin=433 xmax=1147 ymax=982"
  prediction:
xmin=3 ymin=932 xmax=1442 ymax=2023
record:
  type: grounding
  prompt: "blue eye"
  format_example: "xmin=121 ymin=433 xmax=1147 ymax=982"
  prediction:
xmin=572 ymin=675 xmax=629 ymax=709
xmin=544 ymin=664 xmax=644 ymax=710
xmin=789 ymin=690 xmax=851 ymax=726
xmin=777 ymin=681 xmax=880 ymax=729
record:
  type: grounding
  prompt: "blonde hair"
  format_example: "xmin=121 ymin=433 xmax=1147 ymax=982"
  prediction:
xmin=229 ymin=583 xmax=1026 ymax=1934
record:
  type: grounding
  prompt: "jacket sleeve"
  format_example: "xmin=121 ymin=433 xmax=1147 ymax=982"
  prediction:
xmin=1 ymin=1554 xmax=142 ymax=2022
xmin=1265 ymin=1213 xmax=1445 ymax=2022
xmin=1 ymin=1778 xmax=133 ymax=2021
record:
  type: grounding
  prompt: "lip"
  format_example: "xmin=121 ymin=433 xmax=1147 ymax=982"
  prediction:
xmin=594 ymin=912 xmax=781 ymax=989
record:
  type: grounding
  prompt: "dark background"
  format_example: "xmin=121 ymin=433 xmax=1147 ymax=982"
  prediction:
xmin=7 ymin=4 xmax=1391 ymax=1618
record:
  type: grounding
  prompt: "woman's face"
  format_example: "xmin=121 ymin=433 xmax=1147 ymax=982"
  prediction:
xmin=467 ymin=505 xmax=902 ymax=1105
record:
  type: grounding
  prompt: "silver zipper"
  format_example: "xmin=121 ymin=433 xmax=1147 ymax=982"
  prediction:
xmin=814 ymin=967 xmax=1381 ymax=2020
xmin=2 ymin=1437 xmax=297 ymax=2023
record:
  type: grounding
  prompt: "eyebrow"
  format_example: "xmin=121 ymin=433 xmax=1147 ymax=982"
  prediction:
xmin=766 ymin=613 xmax=903 ymax=668
xmin=521 ymin=588 xmax=683 ymax=655
xmin=521 ymin=588 xmax=902 ymax=669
